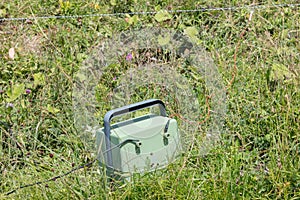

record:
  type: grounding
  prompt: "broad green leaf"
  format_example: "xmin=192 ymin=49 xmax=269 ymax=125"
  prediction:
xmin=110 ymin=0 xmax=116 ymax=6
xmin=21 ymin=99 xmax=26 ymax=108
xmin=75 ymin=73 xmax=86 ymax=82
xmin=270 ymin=64 xmax=295 ymax=81
xmin=26 ymin=83 xmax=33 ymax=89
xmin=127 ymin=15 xmax=139 ymax=25
xmin=0 ymin=9 xmax=6 ymax=17
xmin=47 ymin=104 xmax=60 ymax=114
xmin=76 ymin=53 xmax=87 ymax=62
xmin=33 ymin=72 xmax=45 ymax=87
xmin=154 ymin=5 xmax=161 ymax=11
xmin=154 ymin=10 xmax=172 ymax=22
xmin=6 ymin=83 xmax=25 ymax=102
xmin=184 ymin=26 xmax=198 ymax=38
xmin=157 ymin=35 xmax=170 ymax=46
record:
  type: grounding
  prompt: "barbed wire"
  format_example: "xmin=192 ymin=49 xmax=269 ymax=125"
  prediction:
xmin=0 ymin=3 xmax=299 ymax=22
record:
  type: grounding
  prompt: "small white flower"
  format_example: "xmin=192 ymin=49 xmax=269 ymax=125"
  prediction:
xmin=6 ymin=103 xmax=14 ymax=108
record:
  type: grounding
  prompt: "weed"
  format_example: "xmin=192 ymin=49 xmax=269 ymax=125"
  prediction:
xmin=0 ymin=1 xmax=299 ymax=199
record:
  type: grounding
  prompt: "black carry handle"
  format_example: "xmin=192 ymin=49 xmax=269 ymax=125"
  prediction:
xmin=103 ymin=99 xmax=167 ymax=170
xmin=104 ymin=99 xmax=166 ymax=130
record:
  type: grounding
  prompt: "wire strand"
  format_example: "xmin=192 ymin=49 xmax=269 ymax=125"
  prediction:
xmin=5 ymin=139 xmax=145 ymax=196
xmin=5 ymin=159 xmax=97 ymax=195
xmin=0 ymin=3 xmax=299 ymax=22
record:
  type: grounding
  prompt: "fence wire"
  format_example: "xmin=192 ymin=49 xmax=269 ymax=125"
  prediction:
xmin=0 ymin=3 xmax=299 ymax=22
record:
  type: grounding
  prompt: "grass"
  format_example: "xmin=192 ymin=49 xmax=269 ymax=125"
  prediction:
xmin=0 ymin=0 xmax=299 ymax=199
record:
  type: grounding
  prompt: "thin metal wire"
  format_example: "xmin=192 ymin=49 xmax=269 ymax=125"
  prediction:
xmin=0 ymin=3 xmax=299 ymax=22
